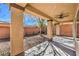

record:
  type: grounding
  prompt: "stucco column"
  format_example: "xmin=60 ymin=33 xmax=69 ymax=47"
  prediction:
xmin=73 ymin=5 xmax=79 ymax=56
xmin=10 ymin=6 xmax=24 ymax=55
xmin=73 ymin=15 xmax=79 ymax=56
xmin=47 ymin=20 xmax=53 ymax=41
xmin=56 ymin=24 xmax=60 ymax=36
xmin=52 ymin=21 xmax=55 ymax=36
xmin=73 ymin=14 xmax=79 ymax=56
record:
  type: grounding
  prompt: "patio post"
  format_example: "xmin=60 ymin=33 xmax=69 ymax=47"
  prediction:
xmin=52 ymin=21 xmax=55 ymax=36
xmin=73 ymin=5 xmax=79 ymax=56
xmin=47 ymin=20 xmax=53 ymax=41
xmin=56 ymin=24 xmax=60 ymax=36
xmin=10 ymin=6 xmax=24 ymax=55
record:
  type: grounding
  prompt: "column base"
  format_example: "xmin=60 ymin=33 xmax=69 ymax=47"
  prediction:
xmin=16 ymin=52 xmax=25 ymax=56
xmin=48 ymin=38 xmax=52 ymax=42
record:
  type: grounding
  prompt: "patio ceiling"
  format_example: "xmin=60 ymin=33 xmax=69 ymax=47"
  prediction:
xmin=28 ymin=4 xmax=77 ymax=22
xmin=10 ymin=3 xmax=78 ymax=23
xmin=16 ymin=3 xmax=27 ymax=7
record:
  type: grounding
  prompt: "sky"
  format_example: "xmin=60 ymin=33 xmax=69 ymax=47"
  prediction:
xmin=0 ymin=3 xmax=11 ymax=23
xmin=0 ymin=3 xmax=38 ymax=26
xmin=24 ymin=14 xmax=38 ymax=26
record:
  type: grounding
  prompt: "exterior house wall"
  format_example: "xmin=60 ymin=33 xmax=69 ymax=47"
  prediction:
xmin=56 ymin=22 xmax=79 ymax=37
xmin=60 ymin=23 xmax=73 ymax=37
xmin=55 ymin=24 xmax=60 ymax=35
xmin=77 ymin=23 xmax=79 ymax=38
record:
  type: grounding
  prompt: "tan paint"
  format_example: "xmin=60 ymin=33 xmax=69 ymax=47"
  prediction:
xmin=25 ymin=4 xmax=59 ymax=22
xmin=74 ymin=4 xmax=79 ymax=56
xmin=47 ymin=20 xmax=53 ymax=40
xmin=0 ymin=23 xmax=10 ymax=27
xmin=25 ymin=8 xmax=49 ymax=20
xmin=10 ymin=7 xmax=24 ymax=55
xmin=60 ymin=24 xmax=73 ymax=37
xmin=24 ymin=26 xmax=40 ymax=35
xmin=10 ymin=3 xmax=78 ymax=22
xmin=0 ymin=27 xmax=10 ymax=39
xmin=76 ymin=4 xmax=79 ymax=56
xmin=16 ymin=3 xmax=27 ymax=7
xmin=56 ymin=24 xmax=60 ymax=35
xmin=52 ymin=21 xmax=56 ymax=35
xmin=59 ymin=21 xmax=79 ymax=25
xmin=9 ymin=3 xmax=79 ymax=55
xmin=29 ymin=3 xmax=77 ymax=22
xmin=77 ymin=23 xmax=79 ymax=38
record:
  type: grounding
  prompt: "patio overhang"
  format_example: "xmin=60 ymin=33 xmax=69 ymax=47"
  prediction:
xmin=9 ymin=3 xmax=79 ymax=56
xmin=9 ymin=3 xmax=78 ymax=23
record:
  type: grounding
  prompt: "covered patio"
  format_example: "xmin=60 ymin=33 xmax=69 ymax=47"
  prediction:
xmin=1 ymin=3 xmax=79 ymax=56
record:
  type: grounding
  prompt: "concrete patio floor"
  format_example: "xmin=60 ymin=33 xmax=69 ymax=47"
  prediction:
xmin=0 ymin=35 xmax=76 ymax=56
xmin=0 ymin=35 xmax=47 ymax=56
xmin=25 ymin=36 xmax=76 ymax=56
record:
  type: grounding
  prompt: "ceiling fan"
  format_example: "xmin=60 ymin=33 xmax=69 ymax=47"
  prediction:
xmin=55 ymin=12 xmax=69 ymax=19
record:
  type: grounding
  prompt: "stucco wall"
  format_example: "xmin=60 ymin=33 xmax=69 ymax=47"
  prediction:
xmin=0 ymin=23 xmax=10 ymax=39
xmin=24 ymin=26 xmax=40 ymax=36
xmin=58 ymin=22 xmax=79 ymax=37
xmin=0 ymin=26 xmax=10 ymax=39
xmin=77 ymin=23 xmax=79 ymax=38
xmin=0 ymin=23 xmax=40 ymax=39
xmin=1 ymin=23 xmax=79 ymax=39
xmin=60 ymin=24 xmax=73 ymax=37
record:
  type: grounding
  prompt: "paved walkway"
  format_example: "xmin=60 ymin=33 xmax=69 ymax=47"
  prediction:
xmin=52 ymin=41 xmax=76 ymax=56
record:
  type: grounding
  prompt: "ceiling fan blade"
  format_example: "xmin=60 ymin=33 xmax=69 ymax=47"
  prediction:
xmin=63 ymin=14 xmax=69 ymax=17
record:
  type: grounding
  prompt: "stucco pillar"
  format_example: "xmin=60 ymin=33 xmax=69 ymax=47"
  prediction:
xmin=73 ymin=5 xmax=79 ymax=56
xmin=10 ymin=6 xmax=24 ymax=55
xmin=52 ymin=21 xmax=55 ymax=36
xmin=56 ymin=24 xmax=60 ymax=36
xmin=47 ymin=20 xmax=53 ymax=41
xmin=73 ymin=14 xmax=79 ymax=56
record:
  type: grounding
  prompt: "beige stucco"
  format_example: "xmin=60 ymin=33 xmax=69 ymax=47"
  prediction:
xmin=26 ymin=4 xmax=77 ymax=22
xmin=73 ymin=4 xmax=79 ymax=56
xmin=10 ymin=7 xmax=24 ymax=56
xmin=56 ymin=24 xmax=60 ymax=35
xmin=47 ymin=20 xmax=53 ymax=40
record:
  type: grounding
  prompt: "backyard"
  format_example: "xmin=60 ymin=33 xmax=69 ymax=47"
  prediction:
xmin=0 ymin=35 xmax=75 ymax=56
